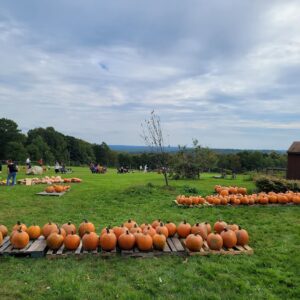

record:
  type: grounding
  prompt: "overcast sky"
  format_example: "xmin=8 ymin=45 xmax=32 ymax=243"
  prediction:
xmin=0 ymin=1 xmax=299 ymax=149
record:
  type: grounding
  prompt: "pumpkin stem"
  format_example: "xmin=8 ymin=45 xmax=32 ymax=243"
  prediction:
xmin=196 ymin=223 xmax=199 ymax=226
xmin=183 ymin=220 xmax=186 ymax=224
xmin=83 ymin=219 xmax=88 ymax=223
xmin=126 ymin=230 xmax=129 ymax=234
xmin=106 ymin=228 xmax=110 ymax=234
xmin=160 ymin=222 xmax=164 ymax=226
xmin=71 ymin=231 xmax=74 ymax=235
xmin=68 ymin=221 xmax=71 ymax=225
xmin=238 ymin=225 xmax=241 ymax=230
xmin=18 ymin=227 xmax=22 ymax=232
xmin=128 ymin=219 xmax=131 ymax=223
xmin=17 ymin=221 xmax=21 ymax=225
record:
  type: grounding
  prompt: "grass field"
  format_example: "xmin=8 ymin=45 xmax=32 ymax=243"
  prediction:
xmin=0 ymin=168 xmax=299 ymax=300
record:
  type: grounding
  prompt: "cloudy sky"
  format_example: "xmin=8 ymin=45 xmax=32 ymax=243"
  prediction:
xmin=0 ymin=0 xmax=299 ymax=149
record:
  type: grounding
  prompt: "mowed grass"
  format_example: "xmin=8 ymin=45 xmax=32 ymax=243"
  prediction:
xmin=0 ymin=167 xmax=299 ymax=300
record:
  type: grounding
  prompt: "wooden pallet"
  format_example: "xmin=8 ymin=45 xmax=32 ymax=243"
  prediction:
xmin=173 ymin=200 xmax=212 ymax=208
xmin=0 ymin=236 xmax=47 ymax=258
xmin=36 ymin=191 xmax=66 ymax=197
xmin=183 ymin=240 xmax=253 ymax=256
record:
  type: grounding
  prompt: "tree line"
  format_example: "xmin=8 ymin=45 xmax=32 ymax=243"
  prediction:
xmin=0 ymin=118 xmax=287 ymax=174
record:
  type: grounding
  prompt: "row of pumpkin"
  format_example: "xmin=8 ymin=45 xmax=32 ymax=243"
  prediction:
xmin=44 ymin=185 xmax=71 ymax=193
xmin=215 ymin=185 xmax=248 ymax=196
xmin=176 ymin=191 xmax=300 ymax=205
xmin=18 ymin=176 xmax=82 ymax=185
xmin=0 ymin=219 xmax=249 ymax=252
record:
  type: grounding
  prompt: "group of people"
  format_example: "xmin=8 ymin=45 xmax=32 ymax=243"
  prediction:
xmin=89 ymin=163 xmax=107 ymax=174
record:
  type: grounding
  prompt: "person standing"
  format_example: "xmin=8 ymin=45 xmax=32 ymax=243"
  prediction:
xmin=26 ymin=157 xmax=31 ymax=169
xmin=54 ymin=161 xmax=60 ymax=174
xmin=6 ymin=160 xmax=18 ymax=186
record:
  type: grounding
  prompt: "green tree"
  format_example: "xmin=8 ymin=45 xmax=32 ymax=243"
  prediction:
xmin=5 ymin=142 xmax=27 ymax=162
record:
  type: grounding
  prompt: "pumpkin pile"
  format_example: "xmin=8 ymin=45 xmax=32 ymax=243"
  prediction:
xmin=44 ymin=185 xmax=71 ymax=193
xmin=176 ymin=191 xmax=300 ymax=206
xmin=17 ymin=176 xmax=82 ymax=185
xmin=215 ymin=185 xmax=247 ymax=196
xmin=0 ymin=219 xmax=250 ymax=253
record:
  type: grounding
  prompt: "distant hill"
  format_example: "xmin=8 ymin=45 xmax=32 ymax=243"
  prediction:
xmin=109 ymin=145 xmax=286 ymax=154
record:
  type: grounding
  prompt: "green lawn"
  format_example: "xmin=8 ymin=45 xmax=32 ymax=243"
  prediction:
xmin=0 ymin=168 xmax=299 ymax=300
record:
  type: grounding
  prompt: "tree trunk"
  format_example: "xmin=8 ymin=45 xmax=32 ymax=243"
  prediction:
xmin=163 ymin=171 xmax=169 ymax=186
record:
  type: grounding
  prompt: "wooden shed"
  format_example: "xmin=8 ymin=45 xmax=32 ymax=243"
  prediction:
xmin=287 ymin=141 xmax=300 ymax=180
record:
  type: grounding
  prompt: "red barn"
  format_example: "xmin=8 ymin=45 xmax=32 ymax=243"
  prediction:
xmin=287 ymin=141 xmax=300 ymax=180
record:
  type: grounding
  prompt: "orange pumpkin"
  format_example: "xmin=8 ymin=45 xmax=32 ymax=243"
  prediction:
xmin=136 ymin=233 xmax=153 ymax=251
xmin=12 ymin=221 xmax=27 ymax=233
xmin=0 ymin=231 xmax=2 ymax=245
xmin=0 ymin=224 xmax=8 ymax=238
xmin=207 ymin=233 xmax=223 ymax=250
xmin=213 ymin=221 xmax=227 ymax=234
xmin=203 ymin=222 xmax=212 ymax=234
xmin=226 ymin=224 xmax=239 ymax=232
xmin=151 ymin=219 xmax=161 ymax=229
xmin=54 ymin=185 xmax=64 ymax=193
xmin=27 ymin=225 xmax=41 ymax=240
xmin=100 ymin=227 xmax=114 ymax=237
xmin=156 ymin=222 xmax=168 ymax=238
xmin=112 ymin=225 xmax=127 ymax=239
xmin=118 ymin=230 xmax=135 ymax=250
xmin=79 ymin=219 xmax=95 ymax=237
xmin=292 ymin=195 xmax=300 ymax=204
xmin=42 ymin=222 xmax=57 ymax=238
xmin=177 ymin=220 xmax=191 ymax=238
xmin=143 ymin=226 xmax=156 ymax=237
xmin=236 ymin=227 xmax=249 ymax=246
xmin=99 ymin=228 xmax=117 ymax=251
xmin=152 ymin=233 xmax=166 ymax=250
xmin=220 ymin=189 xmax=229 ymax=197
xmin=11 ymin=229 xmax=29 ymax=249
xmin=129 ymin=224 xmax=142 ymax=235
xmin=45 ymin=186 xmax=55 ymax=193
xmin=165 ymin=221 xmax=177 ymax=237
xmin=61 ymin=222 xmax=76 ymax=235
xmin=140 ymin=223 xmax=150 ymax=231
xmin=123 ymin=219 xmax=137 ymax=230
xmin=191 ymin=223 xmax=207 ymax=240
xmin=221 ymin=228 xmax=237 ymax=248
xmin=47 ymin=229 xmax=64 ymax=250
xmin=82 ymin=231 xmax=99 ymax=250
xmin=185 ymin=234 xmax=203 ymax=252
xmin=64 ymin=232 xmax=80 ymax=250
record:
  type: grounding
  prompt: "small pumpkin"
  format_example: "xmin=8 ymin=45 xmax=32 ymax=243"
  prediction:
xmin=100 ymin=227 xmax=114 ymax=237
xmin=185 ymin=234 xmax=203 ymax=252
xmin=236 ymin=227 xmax=249 ymax=246
xmin=0 ymin=224 xmax=8 ymax=238
xmin=203 ymin=222 xmax=212 ymax=234
xmin=213 ymin=221 xmax=227 ymax=234
xmin=140 ymin=223 xmax=150 ymax=231
xmin=118 ymin=230 xmax=135 ymax=250
xmin=221 ymin=228 xmax=237 ymax=248
xmin=152 ymin=233 xmax=166 ymax=250
xmin=11 ymin=229 xmax=30 ymax=249
xmin=207 ymin=233 xmax=223 ymax=250
xmin=12 ymin=221 xmax=27 ymax=233
xmin=64 ymin=232 xmax=80 ymax=250
xmin=123 ymin=219 xmax=137 ymax=230
xmin=79 ymin=219 xmax=95 ymax=237
xmin=177 ymin=220 xmax=191 ymax=238
xmin=62 ymin=222 xmax=76 ymax=235
xmin=112 ymin=225 xmax=127 ymax=239
xmin=45 ymin=186 xmax=55 ymax=193
xmin=42 ymin=222 xmax=57 ymax=238
xmin=27 ymin=225 xmax=41 ymax=240
xmin=47 ymin=228 xmax=64 ymax=250
xmin=82 ymin=231 xmax=99 ymax=250
xmin=156 ymin=222 xmax=168 ymax=238
xmin=99 ymin=228 xmax=117 ymax=251
xmin=226 ymin=224 xmax=239 ymax=231
xmin=136 ymin=233 xmax=153 ymax=251
xmin=129 ymin=224 xmax=142 ymax=234
xmin=165 ymin=221 xmax=177 ymax=237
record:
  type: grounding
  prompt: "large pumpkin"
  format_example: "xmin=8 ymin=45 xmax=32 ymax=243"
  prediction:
xmin=82 ymin=231 xmax=99 ymax=250
xmin=11 ymin=229 xmax=30 ymax=249
xmin=221 ymin=228 xmax=237 ymax=248
xmin=177 ymin=221 xmax=191 ymax=238
xmin=236 ymin=227 xmax=249 ymax=246
xmin=118 ymin=230 xmax=135 ymax=250
xmin=12 ymin=221 xmax=27 ymax=233
xmin=112 ymin=225 xmax=127 ymax=239
xmin=0 ymin=224 xmax=8 ymax=238
xmin=47 ymin=229 xmax=64 ymax=250
xmin=123 ymin=219 xmax=137 ymax=230
xmin=64 ymin=232 xmax=81 ymax=250
xmin=185 ymin=234 xmax=203 ymax=252
xmin=27 ymin=225 xmax=41 ymax=240
xmin=79 ymin=219 xmax=95 ymax=237
xmin=62 ymin=222 xmax=76 ymax=235
xmin=207 ymin=233 xmax=223 ymax=250
xmin=137 ymin=233 xmax=153 ymax=251
xmin=99 ymin=228 xmax=117 ymax=251
xmin=152 ymin=233 xmax=166 ymax=250
xmin=45 ymin=186 xmax=55 ymax=193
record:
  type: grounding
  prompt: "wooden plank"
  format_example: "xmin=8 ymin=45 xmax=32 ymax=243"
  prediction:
xmin=75 ymin=241 xmax=82 ymax=255
xmin=166 ymin=238 xmax=177 ymax=252
xmin=203 ymin=241 xmax=210 ymax=251
xmin=56 ymin=244 xmax=65 ymax=255
xmin=36 ymin=192 xmax=65 ymax=197
xmin=162 ymin=242 xmax=171 ymax=253
xmin=171 ymin=237 xmax=185 ymax=252
xmin=0 ymin=236 xmax=11 ymax=253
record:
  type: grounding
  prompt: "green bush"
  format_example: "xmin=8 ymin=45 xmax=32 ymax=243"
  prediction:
xmin=255 ymin=176 xmax=300 ymax=193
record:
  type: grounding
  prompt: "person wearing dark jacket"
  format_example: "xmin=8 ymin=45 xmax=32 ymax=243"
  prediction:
xmin=6 ymin=160 xmax=18 ymax=186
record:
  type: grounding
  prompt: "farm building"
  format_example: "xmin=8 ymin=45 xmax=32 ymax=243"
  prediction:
xmin=287 ymin=141 xmax=300 ymax=180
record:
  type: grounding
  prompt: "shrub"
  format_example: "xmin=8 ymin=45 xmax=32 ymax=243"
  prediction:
xmin=181 ymin=185 xmax=199 ymax=195
xmin=255 ymin=176 xmax=300 ymax=193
